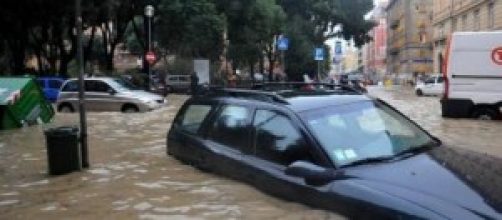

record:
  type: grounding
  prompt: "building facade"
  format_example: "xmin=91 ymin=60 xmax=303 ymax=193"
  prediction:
xmin=433 ymin=0 xmax=502 ymax=73
xmin=386 ymin=0 xmax=434 ymax=80
xmin=363 ymin=0 xmax=388 ymax=82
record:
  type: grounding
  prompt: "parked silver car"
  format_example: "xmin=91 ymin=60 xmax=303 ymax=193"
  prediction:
xmin=56 ymin=77 xmax=167 ymax=113
xmin=165 ymin=75 xmax=191 ymax=93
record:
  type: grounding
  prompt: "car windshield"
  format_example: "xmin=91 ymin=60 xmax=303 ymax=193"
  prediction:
xmin=301 ymin=101 xmax=436 ymax=167
xmin=108 ymin=78 xmax=139 ymax=91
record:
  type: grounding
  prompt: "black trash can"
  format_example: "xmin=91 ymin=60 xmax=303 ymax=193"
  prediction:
xmin=44 ymin=126 xmax=81 ymax=175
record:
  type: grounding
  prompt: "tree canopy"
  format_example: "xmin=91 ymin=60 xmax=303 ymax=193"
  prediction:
xmin=0 ymin=0 xmax=373 ymax=79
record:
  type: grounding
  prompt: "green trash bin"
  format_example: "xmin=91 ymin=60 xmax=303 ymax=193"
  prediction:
xmin=44 ymin=126 xmax=81 ymax=175
xmin=0 ymin=77 xmax=55 ymax=130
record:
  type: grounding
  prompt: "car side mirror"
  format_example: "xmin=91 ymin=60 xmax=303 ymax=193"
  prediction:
xmin=108 ymin=89 xmax=116 ymax=95
xmin=285 ymin=161 xmax=341 ymax=186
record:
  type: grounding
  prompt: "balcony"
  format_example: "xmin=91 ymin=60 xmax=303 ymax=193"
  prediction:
xmin=389 ymin=48 xmax=400 ymax=56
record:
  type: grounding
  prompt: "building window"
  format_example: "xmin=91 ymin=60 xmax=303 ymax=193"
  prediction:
xmin=462 ymin=14 xmax=468 ymax=30
xmin=488 ymin=3 xmax=495 ymax=28
xmin=473 ymin=9 xmax=480 ymax=30
xmin=419 ymin=33 xmax=427 ymax=44
xmin=438 ymin=23 xmax=444 ymax=38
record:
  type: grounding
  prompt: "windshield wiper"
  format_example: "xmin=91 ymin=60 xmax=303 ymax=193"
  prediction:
xmin=340 ymin=155 xmax=395 ymax=168
xmin=340 ymin=141 xmax=439 ymax=168
xmin=394 ymin=141 xmax=439 ymax=158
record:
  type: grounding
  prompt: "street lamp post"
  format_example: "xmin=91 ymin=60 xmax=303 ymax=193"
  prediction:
xmin=75 ymin=0 xmax=89 ymax=168
xmin=144 ymin=5 xmax=154 ymax=91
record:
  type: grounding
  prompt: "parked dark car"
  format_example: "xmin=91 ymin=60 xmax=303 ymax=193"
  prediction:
xmin=166 ymin=85 xmax=502 ymax=219
xmin=36 ymin=77 xmax=65 ymax=102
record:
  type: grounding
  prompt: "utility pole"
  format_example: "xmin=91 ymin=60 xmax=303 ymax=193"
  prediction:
xmin=75 ymin=0 xmax=89 ymax=168
xmin=277 ymin=35 xmax=289 ymax=81
xmin=144 ymin=5 xmax=154 ymax=91
xmin=314 ymin=47 xmax=324 ymax=82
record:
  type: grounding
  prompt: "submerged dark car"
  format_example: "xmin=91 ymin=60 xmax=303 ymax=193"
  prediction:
xmin=166 ymin=85 xmax=502 ymax=219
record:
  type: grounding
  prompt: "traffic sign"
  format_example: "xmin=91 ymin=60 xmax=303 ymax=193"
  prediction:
xmin=277 ymin=37 xmax=289 ymax=51
xmin=146 ymin=51 xmax=156 ymax=65
xmin=492 ymin=47 xmax=502 ymax=65
xmin=314 ymin=48 xmax=324 ymax=61
xmin=335 ymin=41 xmax=342 ymax=55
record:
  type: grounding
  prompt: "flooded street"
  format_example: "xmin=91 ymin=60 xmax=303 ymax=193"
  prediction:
xmin=0 ymin=95 xmax=341 ymax=220
xmin=368 ymin=86 xmax=502 ymax=158
xmin=0 ymin=87 xmax=501 ymax=219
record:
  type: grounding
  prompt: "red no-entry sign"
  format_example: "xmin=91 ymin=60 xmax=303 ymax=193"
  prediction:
xmin=146 ymin=51 xmax=156 ymax=65
xmin=492 ymin=47 xmax=502 ymax=65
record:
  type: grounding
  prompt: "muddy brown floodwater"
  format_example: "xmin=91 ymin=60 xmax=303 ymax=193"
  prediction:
xmin=0 ymin=87 xmax=501 ymax=220
xmin=0 ymin=95 xmax=343 ymax=220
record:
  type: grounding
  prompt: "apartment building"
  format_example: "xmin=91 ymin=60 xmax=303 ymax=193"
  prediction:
xmin=433 ymin=0 xmax=502 ymax=73
xmin=386 ymin=0 xmax=434 ymax=80
xmin=363 ymin=0 xmax=388 ymax=81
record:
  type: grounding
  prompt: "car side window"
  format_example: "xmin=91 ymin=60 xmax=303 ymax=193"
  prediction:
xmin=85 ymin=80 xmax=111 ymax=93
xmin=62 ymin=81 xmax=78 ymax=92
xmin=178 ymin=104 xmax=213 ymax=134
xmin=424 ymin=78 xmax=435 ymax=84
xmin=208 ymin=105 xmax=251 ymax=150
xmin=48 ymin=80 xmax=63 ymax=89
xmin=95 ymin=81 xmax=112 ymax=93
xmin=253 ymin=110 xmax=311 ymax=165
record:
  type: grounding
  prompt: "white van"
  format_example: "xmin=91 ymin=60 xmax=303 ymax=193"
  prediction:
xmin=441 ymin=32 xmax=502 ymax=120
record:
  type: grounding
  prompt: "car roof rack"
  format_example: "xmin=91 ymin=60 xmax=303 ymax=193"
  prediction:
xmin=251 ymin=82 xmax=361 ymax=93
xmin=206 ymin=87 xmax=289 ymax=104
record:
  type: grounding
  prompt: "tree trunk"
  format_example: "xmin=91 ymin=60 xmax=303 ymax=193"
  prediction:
xmin=259 ymin=55 xmax=264 ymax=76
xmin=105 ymin=44 xmax=117 ymax=72
xmin=267 ymin=51 xmax=274 ymax=82
xmin=249 ymin=62 xmax=255 ymax=84
xmin=83 ymin=26 xmax=96 ymax=68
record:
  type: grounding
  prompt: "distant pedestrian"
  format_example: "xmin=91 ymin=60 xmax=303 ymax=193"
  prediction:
xmin=190 ymin=72 xmax=199 ymax=95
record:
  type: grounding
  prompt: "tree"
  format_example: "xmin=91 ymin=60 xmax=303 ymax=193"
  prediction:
xmin=156 ymin=0 xmax=226 ymax=60
xmin=97 ymin=0 xmax=137 ymax=71
xmin=278 ymin=0 xmax=374 ymax=79
xmin=218 ymin=0 xmax=285 ymax=81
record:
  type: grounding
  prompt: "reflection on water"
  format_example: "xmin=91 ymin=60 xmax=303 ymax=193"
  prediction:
xmin=0 ymin=88 xmax=500 ymax=219
xmin=0 ymin=95 xmax=343 ymax=219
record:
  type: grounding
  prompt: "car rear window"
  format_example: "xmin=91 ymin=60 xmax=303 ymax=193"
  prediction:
xmin=179 ymin=104 xmax=212 ymax=133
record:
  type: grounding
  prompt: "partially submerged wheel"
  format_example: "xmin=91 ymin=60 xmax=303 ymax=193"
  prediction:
xmin=472 ymin=107 xmax=499 ymax=120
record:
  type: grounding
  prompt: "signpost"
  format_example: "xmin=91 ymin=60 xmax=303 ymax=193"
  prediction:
xmin=335 ymin=41 xmax=342 ymax=55
xmin=314 ymin=48 xmax=324 ymax=81
xmin=75 ymin=0 xmax=89 ymax=168
xmin=277 ymin=37 xmax=289 ymax=51
xmin=146 ymin=51 xmax=156 ymax=65
xmin=277 ymin=36 xmax=289 ymax=78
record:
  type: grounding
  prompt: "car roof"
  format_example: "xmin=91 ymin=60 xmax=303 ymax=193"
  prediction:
xmin=199 ymin=88 xmax=373 ymax=113
xmin=284 ymin=93 xmax=372 ymax=112
xmin=37 ymin=77 xmax=65 ymax=80
xmin=65 ymin=77 xmax=116 ymax=82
